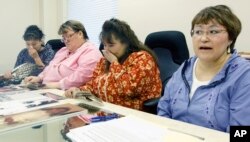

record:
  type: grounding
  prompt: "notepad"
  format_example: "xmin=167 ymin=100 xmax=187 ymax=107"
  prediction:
xmin=66 ymin=115 xmax=204 ymax=142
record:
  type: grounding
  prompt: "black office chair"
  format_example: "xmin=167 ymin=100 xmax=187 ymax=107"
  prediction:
xmin=46 ymin=39 xmax=65 ymax=53
xmin=142 ymin=31 xmax=189 ymax=114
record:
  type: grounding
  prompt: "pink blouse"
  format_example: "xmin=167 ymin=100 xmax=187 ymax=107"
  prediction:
xmin=39 ymin=41 xmax=102 ymax=90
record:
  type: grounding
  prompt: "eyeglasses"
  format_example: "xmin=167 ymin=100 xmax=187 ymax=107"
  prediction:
xmin=191 ymin=29 xmax=227 ymax=38
xmin=61 ymin=32 xmax=76 ymax=42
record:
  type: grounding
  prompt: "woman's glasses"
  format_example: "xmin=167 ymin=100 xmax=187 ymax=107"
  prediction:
xmin=61 ymin=32 xmax=76 ymax=42
xmin=191 ymin=29 xmax=227 ymax=38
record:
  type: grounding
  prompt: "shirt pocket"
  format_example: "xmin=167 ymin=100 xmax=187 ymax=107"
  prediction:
xmin=170 ymin=88 xmax=189 ymax=116
xmin=207 ymin=88 xmax=229 ymax=131
xmin=214 ymin=91 xmax=230 ymax=131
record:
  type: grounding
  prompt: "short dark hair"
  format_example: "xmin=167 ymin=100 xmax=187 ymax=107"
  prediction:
xmin=191 ymin=5 xmax=241 ymax=53
xmin=23 ymin=25 xmax=44 ymax=41
xmin=58 ymin=20 xmax=89 ymax=40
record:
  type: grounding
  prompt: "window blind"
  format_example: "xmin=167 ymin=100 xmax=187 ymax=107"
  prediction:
xmin=67 ymin=0 xmax=118 ymax=47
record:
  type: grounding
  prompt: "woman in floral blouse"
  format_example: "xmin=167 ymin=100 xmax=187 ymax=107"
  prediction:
xmin=65 ymin=18 xmax=162 ymax=110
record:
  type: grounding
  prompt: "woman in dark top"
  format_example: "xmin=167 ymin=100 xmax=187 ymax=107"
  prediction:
xmin=3 ymin=25 xmax=55 ymax=79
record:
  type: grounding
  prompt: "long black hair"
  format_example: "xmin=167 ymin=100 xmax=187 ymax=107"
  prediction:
xmin=99 ymin=18 xmax=157 ymax=72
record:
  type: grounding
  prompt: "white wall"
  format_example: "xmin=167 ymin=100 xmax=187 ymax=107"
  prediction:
xmin=0 ymin=0 xmax=62 ymax=73
xmin=40 ymin=0 xmax=66 ymax=40
xmin=0 ymin=0 xmax=40 ymax=73
xmin=118 ymin=0 xmax=250 ymax=56
xmin=1 ymin=0 xmax=250 ymax=73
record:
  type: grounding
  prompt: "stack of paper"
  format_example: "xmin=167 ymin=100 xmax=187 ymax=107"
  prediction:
xmin=67 ymin=115 xmax=166 ymax=142
xmin=67 ymin=115 xmax=204 ymax=142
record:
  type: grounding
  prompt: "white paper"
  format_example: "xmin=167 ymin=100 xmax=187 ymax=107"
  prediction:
xmin=67 ymin=115 xmax=168 ymax=142
xmin=0 ymin=91 xmax=64 ymax=116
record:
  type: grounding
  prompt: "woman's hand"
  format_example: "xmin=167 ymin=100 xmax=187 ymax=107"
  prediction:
xmin=28 ymin=46 xmax=39 ymax=59
xmin=64 ymin=87 xmax=81 ymax=98
xmin=24 ymin=76 xmax=42 ymax=84
xmin=43 ymin=82 xmax=60 ymax=89
xmin=3 ymin=70 xmax=13 ymax=79
xmin=102 ymin=50 xmax=118 ymax=63
xmin=28 ymin=46 xmax=45 ymax=67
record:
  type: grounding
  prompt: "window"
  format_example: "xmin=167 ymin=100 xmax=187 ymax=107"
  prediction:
xmin=67 ymin=0 xmax=118 ymax=46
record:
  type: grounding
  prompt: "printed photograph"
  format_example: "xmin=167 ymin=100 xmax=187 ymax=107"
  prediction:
xmin=0 ymin=92 xmax=65 ymax=116
xmin=0 ymin=85 xmax=29 ymax=94
xmin=0 ymin=103 xmax=86 ymax=129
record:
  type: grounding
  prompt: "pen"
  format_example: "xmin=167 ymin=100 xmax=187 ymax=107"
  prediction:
xmin=91 ymin=113 xmax=119 ymax=123
xmin=168 ymin=128 xmax=205 ymax=141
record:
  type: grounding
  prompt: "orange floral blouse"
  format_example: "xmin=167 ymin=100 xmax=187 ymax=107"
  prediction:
xmin=80 ymin=51 xmax=162 ymax=110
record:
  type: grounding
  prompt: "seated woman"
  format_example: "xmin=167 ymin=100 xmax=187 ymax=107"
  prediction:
xmin=3 ymin=25 xmax=54 ymax=79
xmin=65 ymin=18 xmax=162 ymax=110
xmin=24 ymin=20 xmax=102 ymax=90
xmin=157 ymin=5 xmax=250 ymax=132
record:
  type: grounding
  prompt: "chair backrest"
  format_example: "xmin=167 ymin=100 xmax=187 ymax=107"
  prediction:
xmin=142 ymin=31 xmax=189 ymax=114
xmin=46 ymin=39 xmax=65 ymax=53
xmin=145 ymin=31 xmax=189 ymax=89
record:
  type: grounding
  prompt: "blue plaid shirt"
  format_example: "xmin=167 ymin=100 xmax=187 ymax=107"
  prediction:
xmin=14 ymin=44 xmax=55 ymax=76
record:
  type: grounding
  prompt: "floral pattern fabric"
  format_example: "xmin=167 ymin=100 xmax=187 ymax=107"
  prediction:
xmin=80 ymin=51 xmax=162 ymax=110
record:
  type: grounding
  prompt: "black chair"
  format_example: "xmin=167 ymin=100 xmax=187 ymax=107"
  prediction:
xmin=46 ymin=39 xmax=65 ymax=53
xmin=142 ymin=31 xmax=189 ymax=114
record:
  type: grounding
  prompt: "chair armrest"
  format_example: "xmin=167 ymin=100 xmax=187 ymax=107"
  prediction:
xmin=142 ymin=97 xmax=160 ymax=114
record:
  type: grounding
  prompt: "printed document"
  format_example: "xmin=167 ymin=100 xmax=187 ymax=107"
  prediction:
xmin=67 ymin=115 xmax=167 ymax=142
xmin=67 ymin=115 xmax=204 ymax=142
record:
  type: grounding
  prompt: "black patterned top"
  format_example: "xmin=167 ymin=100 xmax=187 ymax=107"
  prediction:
xmin=14 ymin=44 xmax=55 ymax=76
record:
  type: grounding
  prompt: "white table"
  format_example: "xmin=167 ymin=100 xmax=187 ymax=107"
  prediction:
xmin=53 ymin=89 xmax=229 ymax=142
xmin=0 ymin=89 xmax=229 ymax=142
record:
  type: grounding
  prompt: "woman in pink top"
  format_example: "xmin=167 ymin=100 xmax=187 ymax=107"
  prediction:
xmin=24 ymin=20 xmax=102 ymax=90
